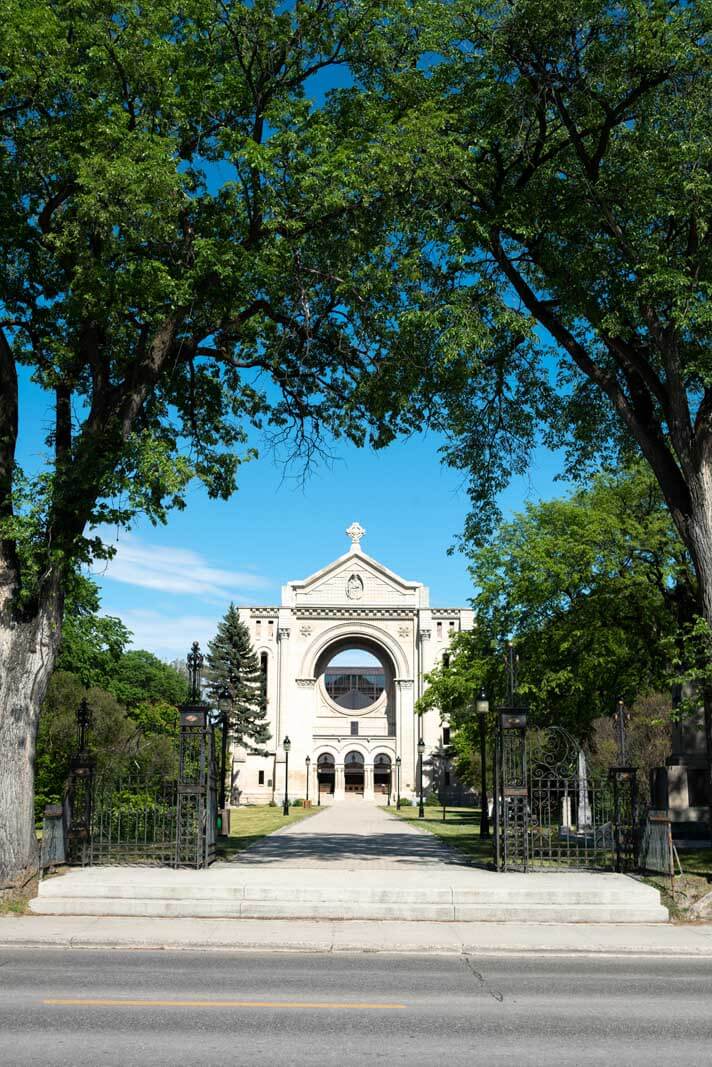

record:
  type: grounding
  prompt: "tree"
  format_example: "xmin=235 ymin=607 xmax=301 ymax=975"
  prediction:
xmin=108 ymin=649 xmax=188 ymax=712
xmin=418 ymin=466 xmax=694 ymax=765
xmin=589 ymin=693 xmax=672 ymax=801
xmin=35 ymin=672 xmax=136 ymax=820
xmin=207 ymin=604 xmax=271 ymax=756
xmin=353 ymin=0 xmax=712 ymax=811
xmin=0 ymin=0 xmax=420 ymax=889
xmin=55 ymin=574 xmax=130 ymax=688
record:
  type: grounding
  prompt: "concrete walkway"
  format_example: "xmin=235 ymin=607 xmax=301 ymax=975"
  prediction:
xmin=228 ymin=798 xmax=464 ymax=868
xmin=30 ymin=802 xmax=668 ymax=923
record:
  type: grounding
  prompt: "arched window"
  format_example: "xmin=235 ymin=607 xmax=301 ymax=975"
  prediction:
xmin=324 ymin=649 xmax=385 ymax=710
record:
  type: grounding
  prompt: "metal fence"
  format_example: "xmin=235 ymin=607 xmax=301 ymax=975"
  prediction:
xmin=61 ymin=704 xmax=218 ymax=870
xmin=495 ymin=719 xmax=639 ymax=872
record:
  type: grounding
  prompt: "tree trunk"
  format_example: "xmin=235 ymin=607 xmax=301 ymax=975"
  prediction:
xmin=0 ymin=604 xmax=61 ymax=895
xmin=684 ymin=466 xmax=712 ymax=843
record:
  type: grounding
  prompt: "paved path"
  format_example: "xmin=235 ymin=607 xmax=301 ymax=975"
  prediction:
xmin=227 ymin=800 xmax=464 ymax=868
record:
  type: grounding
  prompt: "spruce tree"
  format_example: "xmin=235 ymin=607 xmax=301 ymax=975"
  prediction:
xmin=207 ymin=605 xmax=271 ymax=756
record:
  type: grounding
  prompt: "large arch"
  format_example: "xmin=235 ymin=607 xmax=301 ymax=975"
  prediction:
xmin=298 ymin=620 xmax=410 ymax=681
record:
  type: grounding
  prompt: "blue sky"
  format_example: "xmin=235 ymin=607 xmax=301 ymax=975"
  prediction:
xmin=19 ymin=359 xmax=568 ymax=660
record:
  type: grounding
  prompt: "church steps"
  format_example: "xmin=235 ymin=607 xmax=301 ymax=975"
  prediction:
xmin=31 ymin=868 xmax=668 ymax=922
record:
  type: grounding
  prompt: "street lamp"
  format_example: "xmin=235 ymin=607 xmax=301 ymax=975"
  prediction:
xmin=395 ymin=756 xmax=402 ymax=810
xmin=217 ymin=686 xmax=231 ymax=812
xmin=417 ymin=737 xmax=425 ymax=819
xmin=282 ymin=736 xmax=291 ymax=816
xmin=475 ymin=687 xmax=490 ymax=838
xmin=305 ymin=755 xmax=311 ymax=805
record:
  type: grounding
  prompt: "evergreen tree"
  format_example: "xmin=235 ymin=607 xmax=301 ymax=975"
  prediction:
xmin=207 ymin=605 xmax=271 ymax=755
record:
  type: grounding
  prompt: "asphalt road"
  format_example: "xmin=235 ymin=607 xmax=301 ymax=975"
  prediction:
xmin=1 ymin=948 xmax=711 ymax=1066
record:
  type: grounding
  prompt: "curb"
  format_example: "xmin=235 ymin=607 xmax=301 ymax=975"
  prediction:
xmin=3 ymin=936 xmax=712 ymax=958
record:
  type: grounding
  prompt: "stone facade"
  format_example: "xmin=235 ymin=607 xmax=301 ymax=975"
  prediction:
xmin=229 ymin=524 xmax=474 ymax=806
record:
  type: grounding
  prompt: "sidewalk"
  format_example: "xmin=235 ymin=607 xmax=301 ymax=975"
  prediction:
xmin=3 ymin=914 xmax=712 ymax=956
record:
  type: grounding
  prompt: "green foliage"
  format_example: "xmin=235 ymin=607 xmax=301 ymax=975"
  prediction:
xmin=34 ymin=672 xmax=132 ymax=818
xmin=589 ymin=692 xmax=672 ymax=799
xmin=419 ymin=466 xmax=693 ymax=758
xmin=347 ymin=0 xmax=712 ymax=587
xmin=55 ymin=574 xmax=130 ymax=687
xmin=207 ymin=604 xmax=271 ymax=754
xmin=0 ymin=0 xmax=433 ymax=614
xmin=107 ymin=650 xmax=188 ymax=712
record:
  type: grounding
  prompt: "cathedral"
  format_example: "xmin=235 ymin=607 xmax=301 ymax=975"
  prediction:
xmin=229 ymin=523 xmax=474 ymax=806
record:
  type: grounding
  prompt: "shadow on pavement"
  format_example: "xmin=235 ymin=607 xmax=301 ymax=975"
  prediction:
xmin=229 ymin=830 xmax=473 ymax=867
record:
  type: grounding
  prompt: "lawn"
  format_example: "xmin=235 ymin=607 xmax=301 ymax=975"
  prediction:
xmin=388 ymin=804 xmax=494 ymax=867
xmin=217 ymin=804 xmax=319 ymax=861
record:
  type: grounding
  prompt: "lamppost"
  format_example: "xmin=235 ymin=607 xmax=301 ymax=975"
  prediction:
xmin=217 ymin=686 xmax=231 ymax=813
xmin=476 ymin=687 xmax=490 ymax=838
xmin=395 ymin=756 xmax=402 ymax=810
xmin=282 ymin=736 xmax=291 ymax=816
xmin=417 ymin=737 xmax=425 ymax=819
xmin=305 ymin=755 xmax=311 ymax=805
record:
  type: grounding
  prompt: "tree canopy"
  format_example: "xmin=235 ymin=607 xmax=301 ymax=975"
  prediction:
xmin=418 ymin=465 xmax=692 ymax=736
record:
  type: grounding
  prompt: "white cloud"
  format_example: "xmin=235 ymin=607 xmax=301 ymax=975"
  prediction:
xmin=93 ymin=532 xmax=271 ymax=601
xmin=119 ymin=610 xmax=221 ymax=659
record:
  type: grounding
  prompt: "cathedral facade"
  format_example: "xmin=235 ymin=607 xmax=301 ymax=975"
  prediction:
xmin=230 ymin=523 xmax=474 ymax=806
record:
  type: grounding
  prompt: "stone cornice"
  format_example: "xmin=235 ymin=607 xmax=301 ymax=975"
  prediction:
xmin=395 ymin=678 xmax=414 ymax=689
xmin=295 ymin=678 xmax=316 ymax=688
xmin=291 ymin=606 xmax=418 ymax=619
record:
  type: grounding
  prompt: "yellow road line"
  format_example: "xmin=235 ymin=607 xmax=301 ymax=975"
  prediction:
xmin=43 ymin=998 xmax=407 ymax=1010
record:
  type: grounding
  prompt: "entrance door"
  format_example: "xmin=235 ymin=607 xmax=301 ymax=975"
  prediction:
xmin=317 ymin=754 xmax=335 ymax=796
xmin=344 ymin=751 xmax=365 ymax=795
xmin=373 ymin=753 xmax=392 ymax=797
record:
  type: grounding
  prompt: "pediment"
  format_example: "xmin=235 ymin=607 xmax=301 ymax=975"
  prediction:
xmin=285 ymin=549 xmax=424 ymax=608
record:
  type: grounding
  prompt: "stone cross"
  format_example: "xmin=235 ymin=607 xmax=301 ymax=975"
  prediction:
xmin=346 ymin=521 xmax=366 ymax=547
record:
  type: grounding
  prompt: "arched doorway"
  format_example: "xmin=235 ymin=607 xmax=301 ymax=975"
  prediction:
xmin=317 ymin=753 xmax=335 ymax=798
xmin=373 ymin=754 xmax=392 ymax=798
xmin=344 ymin=751 xmax=365 ymax=795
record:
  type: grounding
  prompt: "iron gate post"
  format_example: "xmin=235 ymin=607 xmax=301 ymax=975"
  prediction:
xmin=610 ymin=765 xmax=639 ymax=872
xmin=497 ymin=709 xmax=528 ymax=871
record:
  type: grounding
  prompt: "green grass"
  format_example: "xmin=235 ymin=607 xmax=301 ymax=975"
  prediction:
xmin=388 ymin=805 xmax=494 ymax=867
xmin=216 ymin=804 xmax=319 ymax=861
xmin=676 ymin=847 xmax=712 ymax=879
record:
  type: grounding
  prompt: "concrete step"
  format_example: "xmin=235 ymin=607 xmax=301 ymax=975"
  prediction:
xmin=29 ymin=895 xmax=668 ymax=922
xmin=34 ymin=882 xmax=659 ymax=906
xmin=31 ymin=868 xmax=668 ymax=923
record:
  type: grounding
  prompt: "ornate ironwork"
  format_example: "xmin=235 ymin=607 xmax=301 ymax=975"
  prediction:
xmin=496 ymin=719 xmax=639 ymax=872
xmin=64 ymin=673 xmax=218 ymax=869
xmin=186 ymin=640 xmax=204 ymax=703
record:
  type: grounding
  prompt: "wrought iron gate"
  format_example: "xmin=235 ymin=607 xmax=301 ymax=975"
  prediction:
xmin=494 ymin=712 xmax=638 ymax=872
xmin=67 ymin=704 xmax=218 ymax=869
